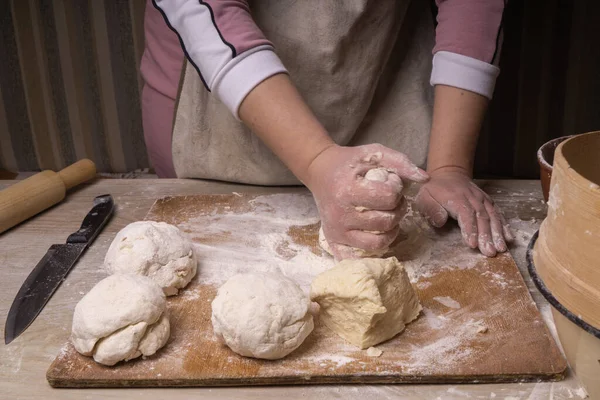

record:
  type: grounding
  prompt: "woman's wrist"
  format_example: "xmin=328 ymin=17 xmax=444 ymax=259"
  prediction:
xmin=301 ymin=142 xmax=339 ymax=189
xmin=427 ymin=164 xmax=473 ymax=178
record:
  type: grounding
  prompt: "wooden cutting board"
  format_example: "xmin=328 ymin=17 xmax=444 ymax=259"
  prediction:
xmin=47 ymin=193 xmax=566 ymax=387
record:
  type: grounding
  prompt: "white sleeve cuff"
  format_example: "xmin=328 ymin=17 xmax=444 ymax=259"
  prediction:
xmin=212 ymin=45 xmax=288 ymax=119
xmin=430 ymin=51 xmax=500 ymax=100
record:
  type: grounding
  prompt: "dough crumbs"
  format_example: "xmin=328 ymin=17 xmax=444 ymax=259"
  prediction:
xmin=366 ymin=347 xmax=383 ymax=357
xmin=432 ymin=296 xmax=461 ymax=309
xmin=466 ymin=319 xmax=488 ymax=334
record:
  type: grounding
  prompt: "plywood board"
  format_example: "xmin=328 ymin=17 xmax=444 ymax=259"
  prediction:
xmin=47 ymin=193 xmax=566 ymax=387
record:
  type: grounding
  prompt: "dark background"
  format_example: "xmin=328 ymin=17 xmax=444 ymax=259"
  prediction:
xmin=476 ymin=0 xmax=600 ymax=178
xmin=0 ymin=0 xmax=599 ymax=178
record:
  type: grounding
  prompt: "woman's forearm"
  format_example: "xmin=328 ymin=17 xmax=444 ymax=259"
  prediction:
xmin=426 ymin=84 xmax=489 ymax=177
xmin=238 ymin=74 xmax=335 ymax=184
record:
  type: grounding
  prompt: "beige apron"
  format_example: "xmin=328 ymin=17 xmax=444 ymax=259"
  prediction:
xmin=172 ymin=0 xmax=434 ymax=185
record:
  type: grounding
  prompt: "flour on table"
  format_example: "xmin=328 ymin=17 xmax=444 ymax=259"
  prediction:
xmin=179 ymin=193 xmax=333 ymax=292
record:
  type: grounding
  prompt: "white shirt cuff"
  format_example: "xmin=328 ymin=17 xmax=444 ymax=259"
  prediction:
xmin=430 ymin=51 xmax=500 ymax=100
xmin=212 ymin=45 xmax=288 ymax=119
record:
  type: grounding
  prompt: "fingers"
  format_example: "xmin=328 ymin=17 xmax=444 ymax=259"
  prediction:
xmin=467 ymin=194 xmax=497 ymax=257
xmin=415 ymin=188 xmax=449 ymax=228
xmin=349 ymin=179 xmax=403 ymax=210
xmin=342 ymin=226 xmax=400 ymax=252
xmin=495 ymin=203 xmax=514 ymax=242
xmin=355 ymin=144 xmax=429 ymax=183
xmin=453 ymin=199 xmax=479 ymax=249
xmin=344 ymin=207 xmax=403 ymax=232
xmin=485 ymin=200 xmax=508 ymax=253
xmin=475 ymin=186 xmax=513 ymax=243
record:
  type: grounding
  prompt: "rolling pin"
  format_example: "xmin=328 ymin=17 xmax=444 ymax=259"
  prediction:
xmin=0 ymin=159 xmax=97 ymax=234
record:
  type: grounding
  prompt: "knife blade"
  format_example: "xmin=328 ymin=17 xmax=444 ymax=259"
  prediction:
xmin=4 ymin=194 xmax=114 ymax=344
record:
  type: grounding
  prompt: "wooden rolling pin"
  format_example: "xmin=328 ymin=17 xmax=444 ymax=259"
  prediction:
xmin=0 ymin=159 xmax=97 ymax=234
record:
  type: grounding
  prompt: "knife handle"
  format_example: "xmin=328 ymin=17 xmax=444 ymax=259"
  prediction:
xmin=66 ymin=195 xmax=114 ymax=245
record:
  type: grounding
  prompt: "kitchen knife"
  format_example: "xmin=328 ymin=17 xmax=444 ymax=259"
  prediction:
xmin=4 ymin=194 xmax=114 ymax=344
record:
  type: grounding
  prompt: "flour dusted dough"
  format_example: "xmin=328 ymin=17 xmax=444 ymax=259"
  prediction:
xmin=310 ymin=257 xmax=421 ymax=349
xmin=104 ymin=221 xmax=197 ymax=296
xmin=211 ymin=272 xmax=314 ymax=360
xmin=318 ymin=227 xmax=388 ymax=259
xmin=364 ymin=167 xmax=390 ymax=182
xmin=71 ymin=274 xmax=170 ymax=366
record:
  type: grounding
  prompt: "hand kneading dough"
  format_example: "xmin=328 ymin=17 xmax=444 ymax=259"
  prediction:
xmin=71 ymin=274 xmax=170 ymax=366
xmin=319 ymin=168 xmax=402 ymax=261
xmin=104 ymin=221 xmax=197 ymax=296
xmin=211 ymin=272 xmax=314 ymax=360
xmin=310 ymin=257 xmax=421 ymax=349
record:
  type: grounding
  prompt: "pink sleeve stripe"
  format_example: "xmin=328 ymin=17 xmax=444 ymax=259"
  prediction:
xmin=152 ymin=0 xmax=288 ymax=117
xmin=203 ymin=0 xmax=272 ymax=56
xmin=433 ymin=0 xmax=505 ymax=64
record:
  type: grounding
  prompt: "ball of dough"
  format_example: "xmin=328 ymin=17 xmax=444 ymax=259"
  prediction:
xmin=211 ymin=272 xmax=314 ymax=360
xmin=364 ymin=167 xmax=390 ymax=182
xmin=104 ymin=221 xmax=197 ymax=296
xmin=310 ymin=257 xmax=421 ymax=349
xmin=71 ymin=274 xmax=170 ymax=366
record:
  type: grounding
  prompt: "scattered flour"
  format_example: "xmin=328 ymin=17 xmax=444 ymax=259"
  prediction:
xmin=481 ymin=270 xmax=512 ymax=289
xmin=179 ymin=193 xmax=334 ymax=293
xmin=306 ymin=354 xmax=356 ymax=368
xmin=422 ymin=308 xmax=446 ymax=330
xmin=403 ymin=321 xmax=475 ymax=374
xmin=416 ymin=281 xmax=432 ymax=290
xmin=2 ymin=344 xmax=23 ymax=373
xmin=466 ymin=319 xmax=488 ymax=334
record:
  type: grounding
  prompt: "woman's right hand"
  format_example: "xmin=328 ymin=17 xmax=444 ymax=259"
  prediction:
xmin=305 ymin=143 xmax=429 ymax=260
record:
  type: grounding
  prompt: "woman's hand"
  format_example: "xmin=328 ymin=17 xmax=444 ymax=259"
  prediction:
xmin=305 ymin=143 xmax=429 ymax=260
xmin=415 ymin=168 xmax=513 ymax=257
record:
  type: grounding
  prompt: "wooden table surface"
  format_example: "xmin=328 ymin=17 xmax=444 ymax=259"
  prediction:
xmin=0 ymin=179 xmax=588 ymax=399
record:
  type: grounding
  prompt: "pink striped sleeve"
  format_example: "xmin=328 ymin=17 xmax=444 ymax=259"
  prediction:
xmin=203 ymin=0 xmax=271 ymax=55
xmin=430 ymin=0 xmax=505 ymax=99
xmin=153 ymin=0 xmax=288 ymax=118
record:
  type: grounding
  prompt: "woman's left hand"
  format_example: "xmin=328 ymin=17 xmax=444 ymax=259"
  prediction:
xmin=415 ymin=168 xmax=513 ymax=257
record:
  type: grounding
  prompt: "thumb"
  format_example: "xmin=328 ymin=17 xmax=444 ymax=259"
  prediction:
xmin=377 ymin=148 xmax=430 ymax=183
xmin=415 ymin=187 xmax=448 ymax=227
